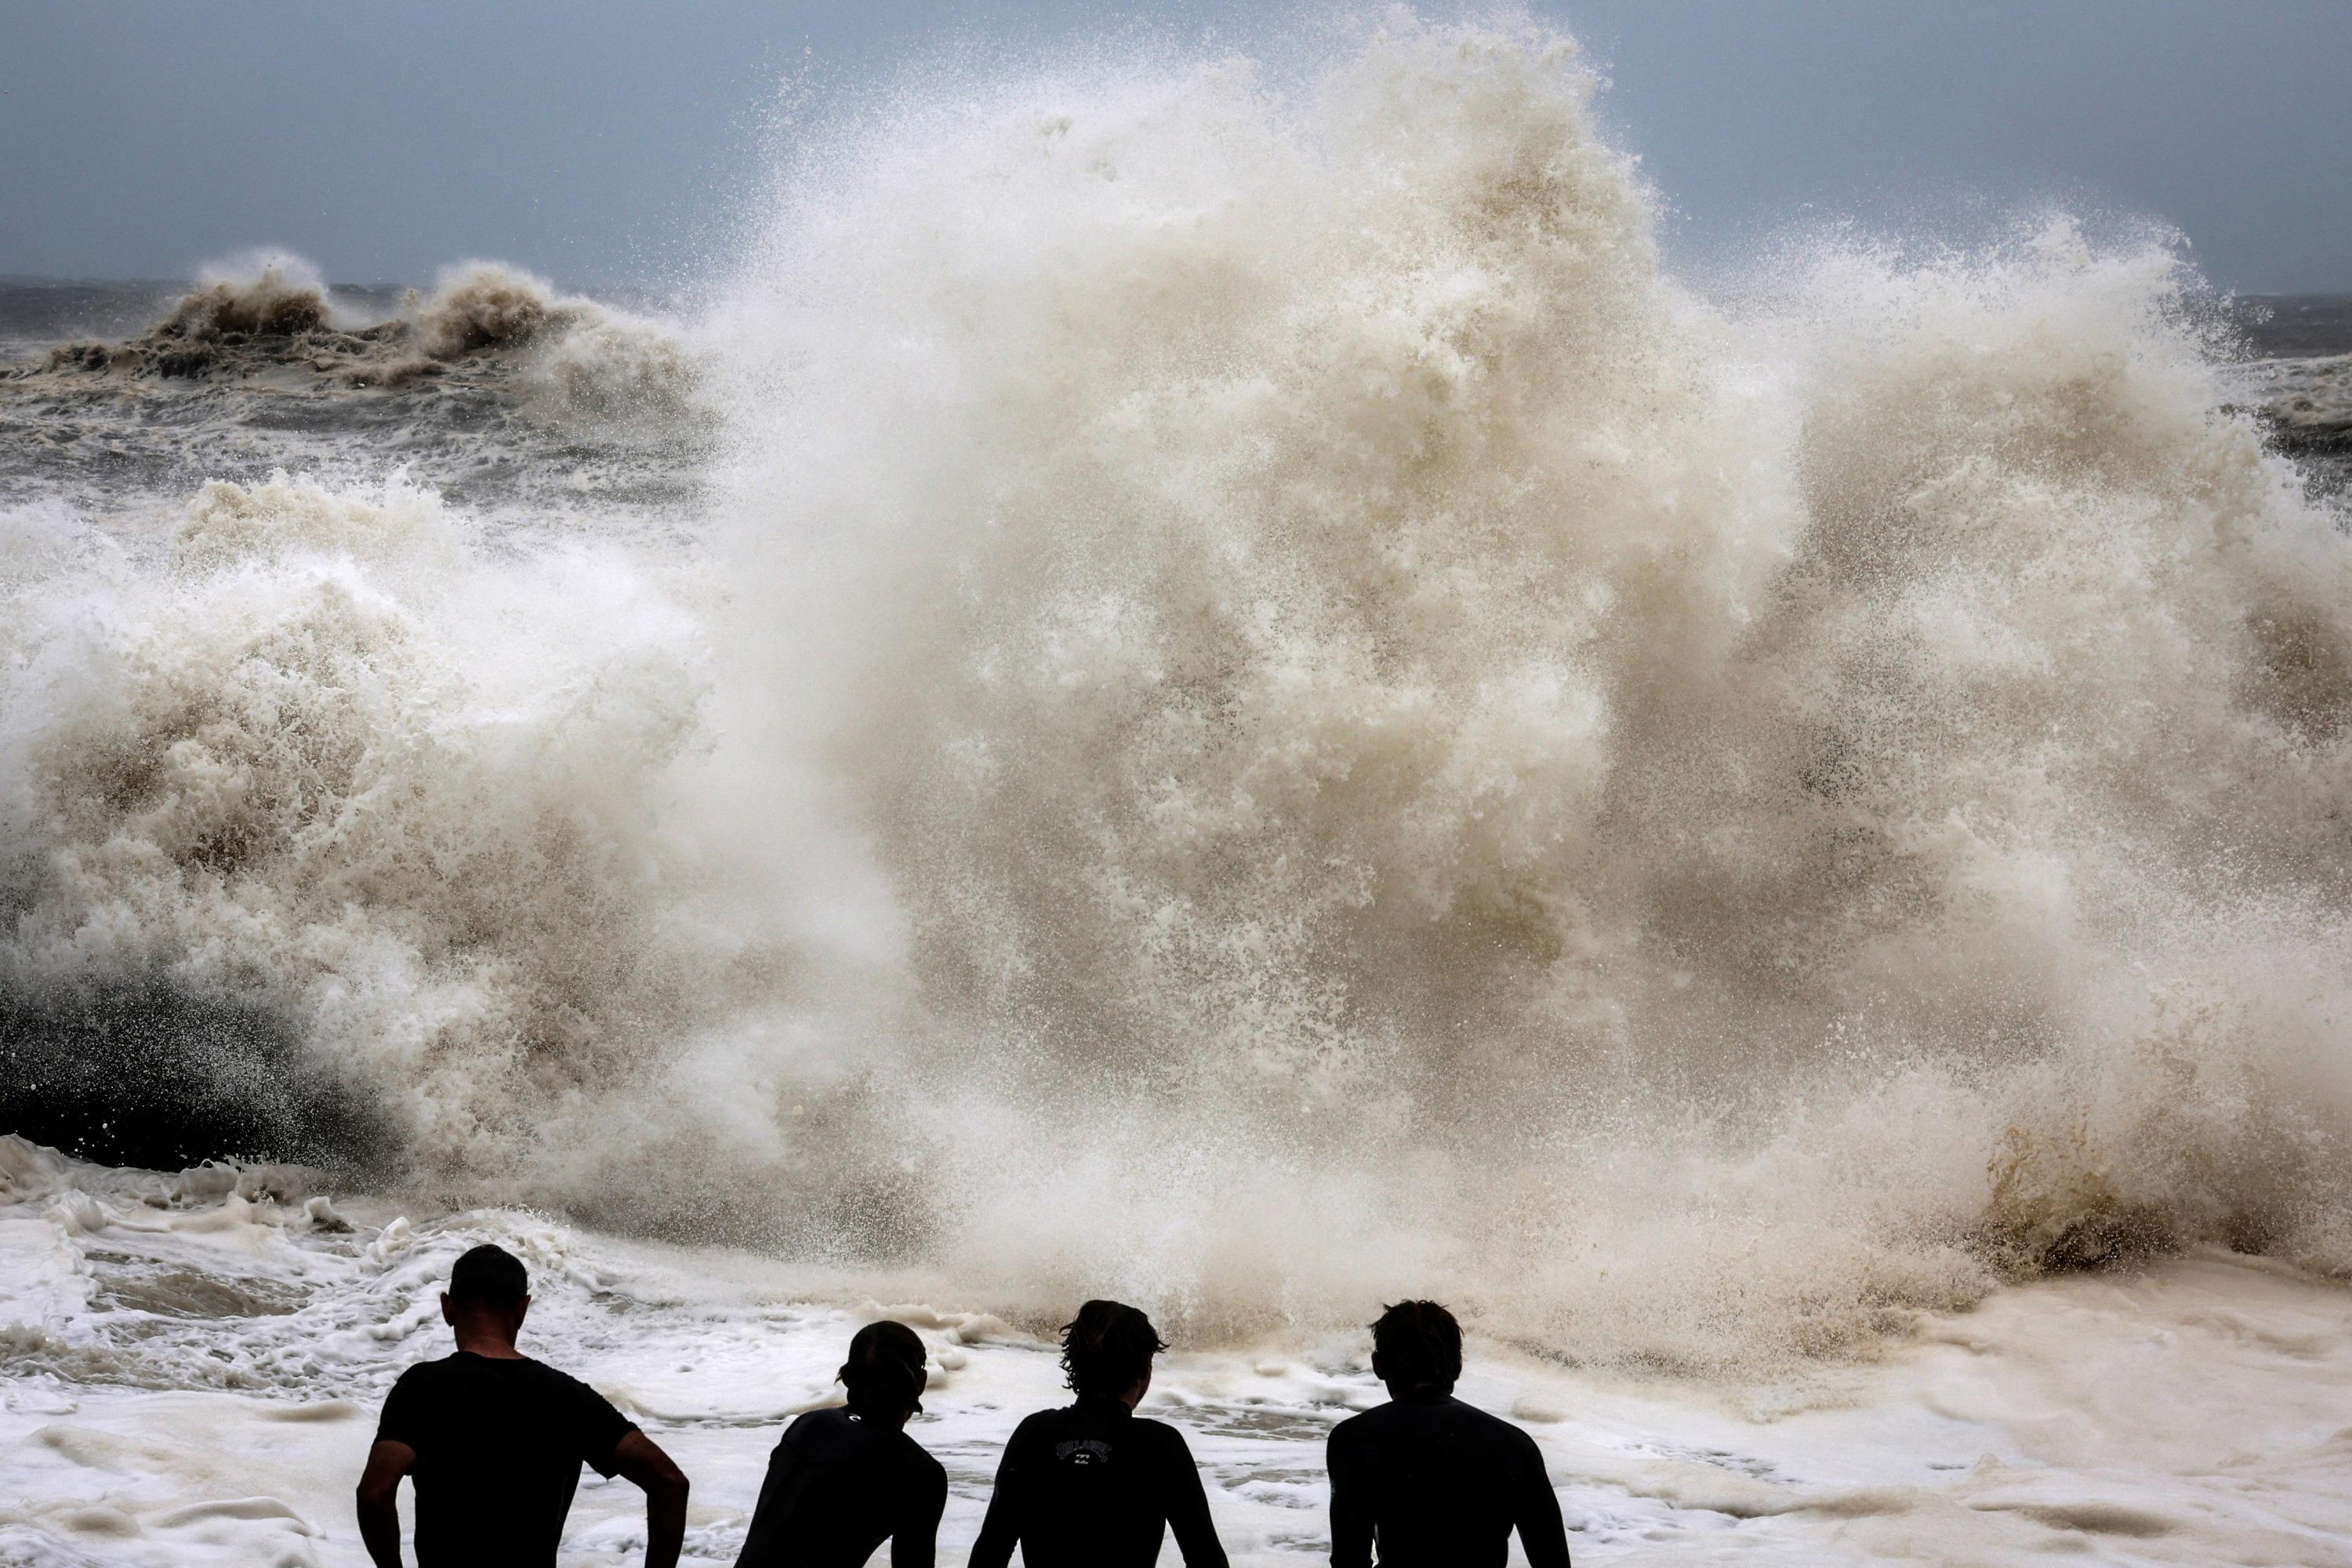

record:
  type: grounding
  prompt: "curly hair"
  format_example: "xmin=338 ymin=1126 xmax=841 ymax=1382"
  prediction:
xmin=1059 ymin=1299 xmax=1168 ymax=1398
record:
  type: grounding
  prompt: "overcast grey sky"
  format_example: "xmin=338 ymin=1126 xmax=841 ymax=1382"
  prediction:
xmin=2 ymin=1 xmax=2346 ymax=294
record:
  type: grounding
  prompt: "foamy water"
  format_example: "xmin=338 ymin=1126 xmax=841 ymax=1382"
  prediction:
xmin=4 ymin=13 xmax=2351 ymax=1565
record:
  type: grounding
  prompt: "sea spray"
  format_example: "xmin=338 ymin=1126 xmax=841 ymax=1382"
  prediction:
xmin=2 ymin=14 xmax=2348 ymax=1373
xmin=710 ymin=14 xmax=2352 ymax=1363
xmin=0 ymin=474 xmax=720 ymax=1176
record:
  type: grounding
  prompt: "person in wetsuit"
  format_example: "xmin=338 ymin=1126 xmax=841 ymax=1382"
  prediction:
xmin=354 ymin=1243 xmax=691 ymax=1568
xmin=967 ymin=1298 xmax=1228 ymax=1568
xmin=1325 ymin=1299 xmax=1571 ymax=1568
xmin=735 ymin=1319 xmax=947 ymax=1567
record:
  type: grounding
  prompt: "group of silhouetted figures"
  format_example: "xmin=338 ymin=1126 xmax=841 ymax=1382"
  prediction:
xmin=356 ymin=1243 xmax=1573 ymax=1567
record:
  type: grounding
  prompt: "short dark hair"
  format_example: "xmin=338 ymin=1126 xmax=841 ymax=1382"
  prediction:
xmin=1060 ymin=1299 xmax=1167 ymax=1397
xmin=839 ymin=1320 xmax=928 ymax=1414
xmin=448 ymin=1243 xmax=528 ymax=1308
xmin=1370 ymin=1300 xmax=1461 ymax=1388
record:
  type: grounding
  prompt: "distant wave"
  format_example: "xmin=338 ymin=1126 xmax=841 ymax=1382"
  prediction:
xmin=3 ymin=256 xmax=715 ymax=517
xmin=27 ymin=253 xmax=706 ymax=425
xmin=408 ymin=261 xmax=702 ymax=418
xmin=157 ymin=252 xmax=338 ymax=339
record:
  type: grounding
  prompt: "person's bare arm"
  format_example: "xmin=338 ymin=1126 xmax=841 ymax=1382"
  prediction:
xmin=611 ymin=1429 xmax=690 ymax=1568
xmin=354 ymin=1439 xmax=415 ymax=1568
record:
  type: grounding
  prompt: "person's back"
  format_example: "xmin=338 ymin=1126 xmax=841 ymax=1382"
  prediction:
xmin=355 ymin=1243 xmax=689 ymax=1568
xmin=977 ymin=1394 xmax=1218 ymax=1567
xmin=968 ymin=1300 xmax=1227 ymax=1568
xmin=736 ymin=1323 xmax=947 ymax=1568
xmin=1325 ymin=1301 xmax=1570 ymax=1568
xmin=379 ymin=1350 xmax=639 ymax=1564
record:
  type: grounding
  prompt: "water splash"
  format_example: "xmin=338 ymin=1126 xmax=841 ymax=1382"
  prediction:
xmin=5 ymin=13 xmax=2349 ymax=1373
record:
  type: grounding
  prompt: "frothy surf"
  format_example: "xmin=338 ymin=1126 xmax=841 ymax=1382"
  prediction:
xmin=2 ymin=256 xmax=712 ymax=519
xmin=0 ymin=0 xmax=2346 ymax=1492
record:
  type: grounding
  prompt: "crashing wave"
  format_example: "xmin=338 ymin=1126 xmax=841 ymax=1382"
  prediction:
xmin=412 ymin=262 xmax=704 ymax=420
xmin=0 ymin=474 xmax=728 ymax=1189
xmin=13 ymin=254 xmax=710 ymax=452
xmin=156 ymin=253 xmax=336 ymax=341
xmin=412 ymin=261 xmax=564 ymax=357
xmin=8 ymin=16 xmax=2352 ymax=1372
xmin=709 ymin=15 xmax=2352 ymax=1363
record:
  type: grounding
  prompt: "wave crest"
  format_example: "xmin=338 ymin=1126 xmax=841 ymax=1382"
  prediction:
xmin=158 ymin=253 xmax=335 ymax=340
xmin=413 ymin=261 xmax=704 ymax=419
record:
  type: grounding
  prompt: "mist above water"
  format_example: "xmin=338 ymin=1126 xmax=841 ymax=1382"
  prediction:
xmin=4 ymin=14 xmax=2350 ymax=1374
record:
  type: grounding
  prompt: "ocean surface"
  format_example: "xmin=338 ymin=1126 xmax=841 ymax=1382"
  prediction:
xmin=5 ymin=17 xmax=2352 ymax=1566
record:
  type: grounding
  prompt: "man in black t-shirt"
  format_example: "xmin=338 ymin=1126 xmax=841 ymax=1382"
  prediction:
xmin=355 ymin=1243 xmax=691 ymax=1568
xmin=968 ymin=1299 xmax=1228 ymax=1568
xmin=1325 ymin=1299 xmax=1571 ymax=1567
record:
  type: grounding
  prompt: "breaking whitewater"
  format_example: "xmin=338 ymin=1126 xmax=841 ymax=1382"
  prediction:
xmin=7 ymin=18 xmax=2352 ymax=1566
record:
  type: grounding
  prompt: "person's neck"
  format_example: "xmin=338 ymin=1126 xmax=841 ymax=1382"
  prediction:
xmin=452 ymin=1328 xmax=526 ymax=1360
xmin=1385 ymin=1381 xmax=1453 ymax=1405
xmin=847 ymin=1403 xmax=913 ymax=1432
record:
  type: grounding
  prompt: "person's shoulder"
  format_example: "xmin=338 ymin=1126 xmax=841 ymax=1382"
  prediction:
xmin=1330 ymin=1399 xmax=1399 ymax=1438
xmin=1446 ymin=1397 xmax=1543 ymax=1448
xmin=895 ymin=1429 xmax=948 ymax=1477
xmin=387 ymin=1353 xmax=461 ymax=1390
xmin=517 ymin=1356 xmax=608 ymax=1399
xmin=775 ymin=1406 xmax=834 ymax=1445
xmin=1452 ymin=1395 xmax=1526 ymax=1428
xmin=1132 ymin=1413 xmax=1198 ymax=1450
xmin=514 ymin=1357 xmax=631 ymax=1422
xmin=1325 ymin=1403 xmax=1388 ymax=1468
xmin=1010 ymin=1404 xmax=1073 ymax=1437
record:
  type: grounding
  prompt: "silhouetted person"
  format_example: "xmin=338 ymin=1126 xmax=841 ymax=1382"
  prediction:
xmin=735 ymin=1319 xmax=949 ymax=1566
xmin=355 ymin=1243 xmax=690 ymax=1568
xmin=968 ymin=1299 xmax=1229 ymax=1568
xmin=1326 ymin=1300 xmax=1570 ymax=1568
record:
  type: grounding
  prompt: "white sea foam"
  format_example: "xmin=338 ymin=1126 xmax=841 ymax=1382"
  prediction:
xmin=1 ymin=1146 xmax=2347 ymax=1564
xmin=0 ymin=13 xmax=2347 ymax=1390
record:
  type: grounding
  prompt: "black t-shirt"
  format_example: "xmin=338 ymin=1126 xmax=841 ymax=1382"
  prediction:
xmin=734 ymin=1406 xmax=948 ymax=1568
xmin=375 ymin=1351 xmax=640 ymax=1568
xmin=1326 ymin=1392 xmax=1571 ymax=1568
xmin=967 ymin=1396 xmax=1229 ymax=1568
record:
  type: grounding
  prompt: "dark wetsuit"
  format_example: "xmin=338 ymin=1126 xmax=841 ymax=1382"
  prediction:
xmin=967 ymin=1395 xmax=1229 ymax=1568
xmin=734 ymin=1406 xmax=947 ymax=1568
xmin=1326 ymin=1392 xmax=1571 ymax=1567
